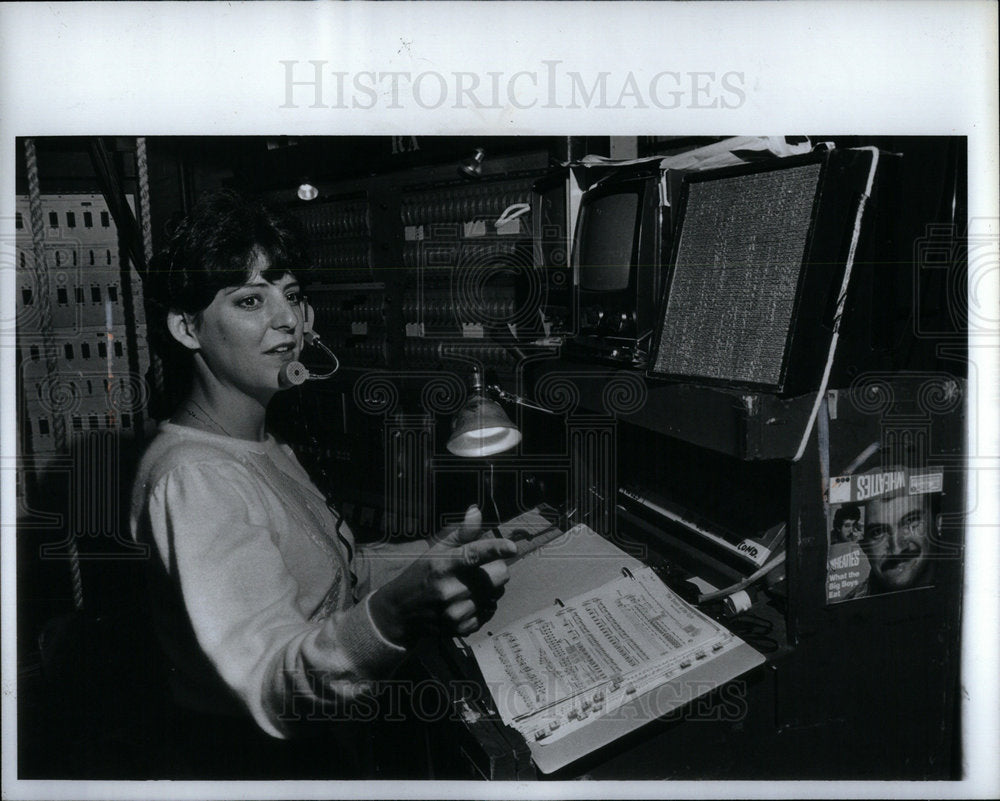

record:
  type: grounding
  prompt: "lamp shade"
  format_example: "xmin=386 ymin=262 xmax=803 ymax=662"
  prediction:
xmin=446 ymin=394 xmax=521 ymax=457
xmin=297 ymin=182 xmax=319 ymax=201
xmin=460 ymin=147 xmax=486 ymax=178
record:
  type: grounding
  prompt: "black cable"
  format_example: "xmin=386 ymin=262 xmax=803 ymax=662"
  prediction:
xmin=87 ymin=137 xmax=148 ymax=278
xmin=726 ymin=612 xmax=779 ymax=654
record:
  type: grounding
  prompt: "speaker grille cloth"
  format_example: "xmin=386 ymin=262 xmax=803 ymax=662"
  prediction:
xmin=652 ymin=163 xmax=823 ymax=386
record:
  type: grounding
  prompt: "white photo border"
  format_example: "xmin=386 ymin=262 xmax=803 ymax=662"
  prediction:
xmin=1 ymin=2 xmax=997 ymax=799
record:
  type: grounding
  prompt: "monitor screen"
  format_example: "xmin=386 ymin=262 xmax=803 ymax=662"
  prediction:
xmin=576 ymin=191 xmax=639 ymax=291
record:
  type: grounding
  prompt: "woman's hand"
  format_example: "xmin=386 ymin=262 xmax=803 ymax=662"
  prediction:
xmin=369 ymin=505 xmax=516 ymax=645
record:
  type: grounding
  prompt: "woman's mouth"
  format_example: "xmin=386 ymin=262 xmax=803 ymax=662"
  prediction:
xmin=266 ymin=343 xmax=297 ymax=358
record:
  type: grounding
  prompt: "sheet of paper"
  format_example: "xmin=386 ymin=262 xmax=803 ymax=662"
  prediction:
xmin=470 ymin=564 xmax=734 ymax=745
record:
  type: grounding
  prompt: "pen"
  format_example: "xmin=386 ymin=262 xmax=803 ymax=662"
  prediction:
xmin=505 ymin=522 xmax=564 ymax=565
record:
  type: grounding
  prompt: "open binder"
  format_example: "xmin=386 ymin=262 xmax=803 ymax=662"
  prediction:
xmin=463 ymin=512 xmax=765 ymax=774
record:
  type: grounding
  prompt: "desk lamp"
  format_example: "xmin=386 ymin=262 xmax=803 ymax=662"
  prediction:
xmin=447 ymin=369 xmax=556 ymax=530
xmin=446 ymin=369 xmax=521 ymax=457
xmin=459 ymin=147 xmax=487 ymax=179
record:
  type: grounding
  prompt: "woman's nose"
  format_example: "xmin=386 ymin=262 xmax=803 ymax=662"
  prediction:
xmin=271 ymin=295 xmax=300 ymax=331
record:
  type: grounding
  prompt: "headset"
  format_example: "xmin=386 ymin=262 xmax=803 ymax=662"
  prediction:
xmin=278 ymin=298 xmax=340 ymax=388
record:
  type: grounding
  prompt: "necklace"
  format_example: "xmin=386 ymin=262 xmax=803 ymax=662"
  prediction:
xmin=182 ymin=399 xmax=234 ymax=438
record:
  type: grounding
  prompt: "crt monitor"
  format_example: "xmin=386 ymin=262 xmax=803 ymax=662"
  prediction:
xmin=576 ymin=191 xmax=639 ymax=291
xmin=572 ymin=166 xmax=662 ymax=355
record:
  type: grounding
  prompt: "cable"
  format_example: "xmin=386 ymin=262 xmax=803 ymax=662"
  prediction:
xmin=842 ymin=441 xmax=880 ymax=476
xmin=488 ymin=463 xmax=502 ymax=530
xmin=494 ymin=202 xmax=530 ymax=228
xmin=136 ymin=137 xmax=167 ymax=411
xmin=793 ymin=146 xmax=881 ymax=464
xmin=696 ymin=547 xmax=787 ymax=605
xmin=727 ymin=613 xmax=779 ymax=654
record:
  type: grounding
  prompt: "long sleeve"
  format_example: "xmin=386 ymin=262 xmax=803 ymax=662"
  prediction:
xmin=144 ymin=460 xmax=407 ymax=739
xmin=354 ymin=538 xmax=431 ymax=598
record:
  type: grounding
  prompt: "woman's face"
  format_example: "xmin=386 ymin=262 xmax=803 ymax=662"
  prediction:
xmin=187 ymin=259 xmax=305 ymax=402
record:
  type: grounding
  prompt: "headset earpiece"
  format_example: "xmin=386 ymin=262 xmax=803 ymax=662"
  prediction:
xmin=303 ymin=301 xmax=315 ymax=336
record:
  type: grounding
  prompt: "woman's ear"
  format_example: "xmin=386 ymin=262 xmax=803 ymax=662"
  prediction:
xmin=166 ymin=310 xmax=201 ymax=351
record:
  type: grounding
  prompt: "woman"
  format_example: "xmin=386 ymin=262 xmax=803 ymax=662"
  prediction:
xmin=131 ymin=190 xmax=515 ymax=777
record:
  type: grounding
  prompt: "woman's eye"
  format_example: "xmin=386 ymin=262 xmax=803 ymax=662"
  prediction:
xmin=237 ymin=295 xmax=262 ymax=309
xmin=285 ymin=291 xmax=300 ymax=305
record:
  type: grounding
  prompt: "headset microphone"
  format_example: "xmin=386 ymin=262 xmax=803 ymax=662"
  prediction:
xmin=279 ymin=359 xmax=310 ymax=387
xmin=278 ymin=302 xmax=339 ymax=388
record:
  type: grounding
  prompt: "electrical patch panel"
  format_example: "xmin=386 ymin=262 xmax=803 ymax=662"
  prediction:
xmin=15 ymin=194 xmax=149 ymax=476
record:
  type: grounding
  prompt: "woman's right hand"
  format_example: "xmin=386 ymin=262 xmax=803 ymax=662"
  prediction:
xmin=368 ymin=505 xmax=516 ymax=645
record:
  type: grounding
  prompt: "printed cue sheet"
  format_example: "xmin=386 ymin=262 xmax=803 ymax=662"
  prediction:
xmin=469 ymin=563 xmax=735 ymax=745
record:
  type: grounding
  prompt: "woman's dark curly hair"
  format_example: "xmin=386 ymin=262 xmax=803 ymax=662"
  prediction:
xmin=146 ymin=188 xmax=304 ymax=315
xmin=143 ymin=189 xmax=306 ymax=416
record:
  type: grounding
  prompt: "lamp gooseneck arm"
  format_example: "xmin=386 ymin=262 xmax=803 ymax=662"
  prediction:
xmin=488 ymin=385 xmax=557 ymax=416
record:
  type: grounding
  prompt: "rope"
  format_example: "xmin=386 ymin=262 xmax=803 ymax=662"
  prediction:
xmin=24 ymin=138 xmax=85 ymax=612
xmin=135 ymin=137 xmax=154 ymax=264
